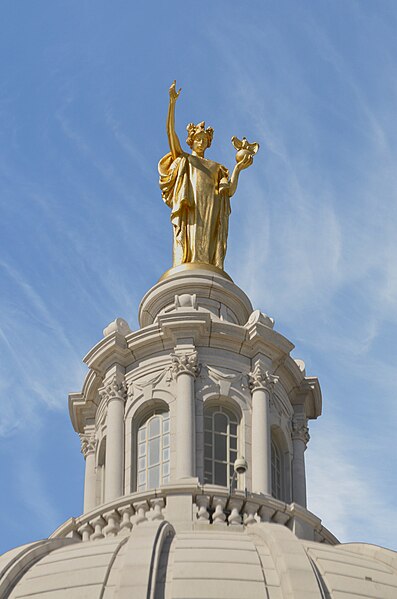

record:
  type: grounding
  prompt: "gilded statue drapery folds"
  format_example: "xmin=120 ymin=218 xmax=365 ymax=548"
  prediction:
xmin=159 ymin=81 xmax=259 ymax=272
xmin=159 ymin=152 xmax=230 ymax=269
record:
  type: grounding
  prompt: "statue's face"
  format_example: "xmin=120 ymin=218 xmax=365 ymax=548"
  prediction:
xmin=192 ymin=131 xmax=209 ymax=156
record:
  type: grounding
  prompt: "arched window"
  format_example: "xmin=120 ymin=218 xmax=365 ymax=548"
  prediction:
xmin=137 ymin=412 xmax=170 ymax=491
xmin=204 ymin=405 xmax=239 ymax=488
xmin=271 ymin=439 xmax=282 ymax=500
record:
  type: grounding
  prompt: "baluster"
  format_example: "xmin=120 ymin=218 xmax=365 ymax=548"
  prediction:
xmin=228 ymin=497 xmax=243 ymax=526
xmin=119 ymin=504 xmax=134 ymax=533
xmin=196 ymin=495 xmax=210 ymax=523
xmin=243 ymin=501 xmax=258 ymax=526
xmin=212 ymin=496 xmax=227 ymax=525
xmin=78 ymin=522 xmax=93 ymax=542
xmin=103 ymin=509 xmax=121 ymax=537
xmin=134 ymin=500 xmax=149 ymax=525
xmin=90 ymin=515 xmax=106 ymax=540
xmin=150 ymin=498 xmax=165 ymax=521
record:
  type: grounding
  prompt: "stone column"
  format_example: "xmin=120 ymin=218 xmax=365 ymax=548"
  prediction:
xmin=101 ymin=377 xmax=127 ymax=502
xmin=291 ymin=414 xmax=310 ymax=508
xmin=80 ymin=430 xmax=97 ymax=513
xmin=171 ymin=350 xmax=198 ymax=480
xmin=249 ymin=362 xmax=278 ymax=495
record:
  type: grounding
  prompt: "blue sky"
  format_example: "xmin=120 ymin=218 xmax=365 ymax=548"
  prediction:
xmin=1 ymin=0 xmax=396 ymax=553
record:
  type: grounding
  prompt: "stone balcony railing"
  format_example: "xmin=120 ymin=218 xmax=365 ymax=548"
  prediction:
xmin=50 ymin=484 xmax=338 ymax=545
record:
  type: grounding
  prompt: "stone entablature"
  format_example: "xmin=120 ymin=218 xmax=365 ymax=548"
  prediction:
xmin=49 ymin=484 xmax=338 ymax=546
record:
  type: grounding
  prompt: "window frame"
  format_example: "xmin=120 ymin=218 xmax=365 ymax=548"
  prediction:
xmin=203 ymin=404 xmax=240 ymax=489
xmin=135 ymin=410 xmax=170 ymax=492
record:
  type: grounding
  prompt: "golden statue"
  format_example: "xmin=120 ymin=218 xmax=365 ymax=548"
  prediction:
xmin=159 ymin=81 xmax=259 ymax=272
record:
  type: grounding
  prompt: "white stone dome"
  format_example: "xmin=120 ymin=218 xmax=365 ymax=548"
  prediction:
xmin=1 ymin=513 xmax=396 ymax=598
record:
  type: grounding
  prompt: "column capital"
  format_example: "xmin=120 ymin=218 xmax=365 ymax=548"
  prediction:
xmin=292 ymin=415 xmax=310 ymax=444
xmin=171 ymin=350 xmax=199 ymax=379
xmin=80 ymin=432 xmax=97 ymax=459
xmin=249 ymin=362 xmax=279 ymax=393
xmin=100 ymin=376 xmax=127 ymax=405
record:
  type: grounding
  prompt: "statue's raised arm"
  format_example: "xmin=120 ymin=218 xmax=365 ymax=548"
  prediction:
xmin=167 ymin=80 xmax=183 ymax=160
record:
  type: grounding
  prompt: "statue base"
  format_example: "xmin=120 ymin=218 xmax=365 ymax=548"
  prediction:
xmin=159 ymin=262 xmax=232 ymax=282
xmin=139 ymin=263 xmax=253 ymax=327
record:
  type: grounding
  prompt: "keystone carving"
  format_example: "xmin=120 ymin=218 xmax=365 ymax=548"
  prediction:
xmin=80 ymin=433 xmax=97 ymax=458
xmin=248 ymin=362 xmax=279 ymax=392
xmin=170 ymin=351 xmax=199 ymax=378
xmin=292 ymin=416 xmax=310 ymax=444
xmin=100 ymin=376 xmax=127 ymax=404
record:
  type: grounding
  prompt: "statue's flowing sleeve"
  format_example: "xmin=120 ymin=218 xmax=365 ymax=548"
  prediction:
xmin=158 ymin=152 xmax=193 ymax=236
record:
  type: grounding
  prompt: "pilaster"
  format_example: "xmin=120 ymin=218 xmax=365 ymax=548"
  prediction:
xmin=291 ymin=410 xmax=310 ymax=508
xmin=100 ymin=376 xmax=127 ymax=502
xmin=249 ymin=361 xmax=279 ymax=496
xmin=171 ymin=349 xmax=198 ymax=481
xmin=80 ymin=426 xmax=97 ymax=513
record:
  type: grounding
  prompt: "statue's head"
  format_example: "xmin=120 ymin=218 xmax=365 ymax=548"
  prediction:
xmin=186 ymin=121 xmax=214 ymax=154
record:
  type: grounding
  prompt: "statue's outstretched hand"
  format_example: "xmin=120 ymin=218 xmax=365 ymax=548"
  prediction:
xmin=169 ymin=80 xmax=182 ymax=103
xmin=236 ymin=154 xmax=253 ymax=171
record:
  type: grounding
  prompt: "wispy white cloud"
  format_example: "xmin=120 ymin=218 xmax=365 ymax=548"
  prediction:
xmin=307 ymin=420 xmax=397 ymax=549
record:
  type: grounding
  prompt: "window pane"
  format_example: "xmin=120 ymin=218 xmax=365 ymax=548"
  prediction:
xmin=148 ymin=416 xmax=160 ymax=438
xmin=204 ymin=444 xmax=212 ymax=459
xmin=148 ymin=465 xmax=160 ymax=489
xmin=162 ymin=447 xmax=170 ymax=462
xmin=162 ymin=462 xmax=170 ymax=476
xmin=230 ymin=436 xmax=237 ymax=450
xmin=163 ymin=474 xmax=170 ymax=484
xmin=230 ymin=423 xmax=237 ymax=436
xmin=138 ymin=471 xmax=146 ymax=485
xmin=214 ymin=461 xmax=227 ymax=486
xmin=138 ymin=443 xmax=146 ymax=457
xmin=163 ymin=433 xmax=170 ymax=448
xmin=148 ymin=436 xmax=160 ymax=466
xmin=204 ymin=459 xmax=212 ymax=475
xmin=138 ymin=457 xmax=146 ymax=471
xmin=163 ymin=418 xmax=170 ymax=433
xmin=214 ymin=413 xmax=227 ymax=434
xmin=138 ymin=428 xmax=146 ymax=442
xmin=214 ymin=433 xmax=227 ymax=461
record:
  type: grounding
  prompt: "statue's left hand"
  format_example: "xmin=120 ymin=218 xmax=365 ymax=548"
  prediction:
xmin=236 ymin=154 xmax=253 ymax=171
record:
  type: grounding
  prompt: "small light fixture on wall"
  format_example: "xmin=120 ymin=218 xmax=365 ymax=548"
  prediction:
xmin=229 ymin=457 xmax=248 ymax=494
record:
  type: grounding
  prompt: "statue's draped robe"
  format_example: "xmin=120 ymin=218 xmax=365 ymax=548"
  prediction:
xmin=159 ymin=152 xmax=230 ymax=269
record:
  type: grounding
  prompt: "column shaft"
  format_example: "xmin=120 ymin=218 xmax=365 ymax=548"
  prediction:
xmin=176 ymin=372 xmax=195 ymax=479
xmin=292 ymin=437 xmax=307 ymax=507
xmin=251 ymin=387 xmax=271 ymax=495
xmin=105 ymin=397 xmax=125 ymax=501
xmin=83 ymin=451 xmax=96 ymax=513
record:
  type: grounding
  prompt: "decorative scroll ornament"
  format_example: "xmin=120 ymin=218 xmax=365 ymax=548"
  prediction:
xmin=80 ymin=433 xmax=97 ymax=458
xmin=170 ymin=351 xmax=199 ymax=378
xmin=100 ymin=376 xmax=127 ymax=404
xmin=292 ymin=416 xmax=310 ymax=445
xmin=248 ymin=363 xmax=279 ymax=392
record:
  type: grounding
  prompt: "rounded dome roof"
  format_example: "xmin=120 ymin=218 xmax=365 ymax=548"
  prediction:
xmin=2 ymin=521 xmax=396 ymax=599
